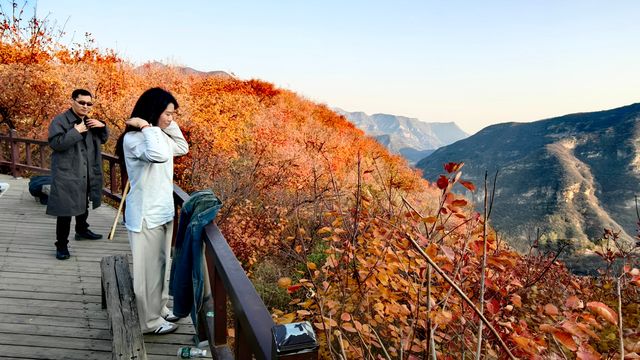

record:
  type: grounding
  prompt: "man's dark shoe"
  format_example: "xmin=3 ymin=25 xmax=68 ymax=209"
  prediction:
xmin=75 ymin=229 xmax=103 ymax=240
xmin=56 ymin=248 xmax=70 ymax=260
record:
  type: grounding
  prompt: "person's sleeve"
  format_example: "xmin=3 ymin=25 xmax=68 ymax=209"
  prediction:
xmin=124 ymin=128 xmax=171 ymax=163
xmin=48 ymin=117 xmax=82 ymax=152
xmin=162 ymin=121 xmax=189 ymax=156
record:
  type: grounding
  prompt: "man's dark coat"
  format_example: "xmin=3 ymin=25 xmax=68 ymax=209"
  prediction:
xmin=46 ymin=109 xmax=108 ymax=216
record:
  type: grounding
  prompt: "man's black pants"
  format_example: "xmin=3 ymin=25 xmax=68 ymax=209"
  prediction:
xmin=55 ymin=210 xmax=89 ymax=249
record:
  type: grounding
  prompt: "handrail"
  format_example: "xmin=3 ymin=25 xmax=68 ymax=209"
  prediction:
xmin=0 ymin=129 xmax=126 ymax=201
xmin=1 ymin=129 xmax=319 ymax=359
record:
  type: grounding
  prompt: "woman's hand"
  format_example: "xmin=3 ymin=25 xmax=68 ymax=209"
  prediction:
xmin=125 ymin=117 xmax=150 ymax=129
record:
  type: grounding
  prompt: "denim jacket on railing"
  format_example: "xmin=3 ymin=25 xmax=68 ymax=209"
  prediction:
xmin=169 ymin=189 xmax=222 ymax=326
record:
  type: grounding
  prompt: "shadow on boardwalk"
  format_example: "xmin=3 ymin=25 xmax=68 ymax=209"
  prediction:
xmin=0 ymin=174 xmax=201 ymax=360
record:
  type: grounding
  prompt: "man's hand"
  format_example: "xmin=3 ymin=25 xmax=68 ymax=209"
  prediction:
xmin=85 ymin=119 xmax=105 ymax=128
xmin=125 ymin=117 xmax=150 ymax=129
xmin=74 ymin=122 xmax=88 ymax=133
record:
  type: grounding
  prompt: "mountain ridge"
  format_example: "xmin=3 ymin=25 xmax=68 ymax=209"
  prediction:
xmin=335 ymin=108 xmax=468 ymax=164
xmin=417 ymin=102 xmax=640 ymax=253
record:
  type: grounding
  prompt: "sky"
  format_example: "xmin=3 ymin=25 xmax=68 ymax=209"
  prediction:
xmin=32 ymin=0 xmax=640 ymax=134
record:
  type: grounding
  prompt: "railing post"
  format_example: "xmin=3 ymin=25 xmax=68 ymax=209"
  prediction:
xmin=212 ymin=258 xmax=228 ymax=347
xmin=39 ymin=143 xmax=46 ymax=169
xmin=25 ymin=142 xmax=32 ymax=167
xmin=9 ymin=129 xmax=19 ymax=177
xmin=235 ymin=319 xmax=251 ymax=359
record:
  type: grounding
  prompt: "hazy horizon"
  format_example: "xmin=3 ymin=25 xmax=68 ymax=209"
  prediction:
xmin=35 ymin=0 xmax=640 ymax=134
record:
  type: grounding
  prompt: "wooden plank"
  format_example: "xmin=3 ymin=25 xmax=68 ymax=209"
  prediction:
xmin=0 ymin=344 xmax=111 ymax=360
xmin=0 ymin=313 xmax=108 ymax=329
xmin=0 ymin=175 xmax=200 ymax=358
xmin=0 ymin=304 xmax=107 ymax=320
xmin=101 ymin=255 xmax=147 ymax=360
xmin=0 ymin=332 xmax=112 ymax=352
xmin=0 ymin=296 xmax=103 ymax=310
xmin=0 ymin=322 xmax=111 ymax=340
xmin=0 ymin=290 xmax=101 ymax=303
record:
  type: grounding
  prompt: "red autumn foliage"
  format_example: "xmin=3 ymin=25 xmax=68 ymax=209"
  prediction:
xmin=2 ymin=3 xmax=639 ymax=358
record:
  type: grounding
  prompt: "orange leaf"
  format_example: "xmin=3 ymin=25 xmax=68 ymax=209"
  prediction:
xmin=341 ymin=322 xmax=357 ymax=333
xmin=576 ymin=344 xmax=602 ymax=360
xmin=511 ymin=335 xmax=538 ymax=355
xmin=576 ymin=323 xmax=600 ymax=340
xmin=586 ymin=301 xmax=618 ymax=325
xmin=565 ymin=295 xmax=584 ymax=309
xmin=277 ymin=277 xmax=292 ymax=288
xmin=539 ymin=324 xmax=557 ymax=333
xmin=340 ymin=312 xmax=351 ymax=322
xmin=423 ymin=216 xmax=437 ymax=224
xmin=544 ymin=303 xmax=559 ymax=317
xmin=511 ymin=294 xmax=522 ymax=308
xmin=451 ymin=199 xmax=468 ymax=207
xmin=553 ymin=330 xmax=578 ymax=351
xmin=561 ymin=321 xmax=588 ymax=338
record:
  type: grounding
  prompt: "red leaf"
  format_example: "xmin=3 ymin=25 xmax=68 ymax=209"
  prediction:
xmin=486 ymin=299 xmax=500 ymax=315
xmin=287 ymin=284 xmax=302 ymax=294
xmin=459 ymin=179 xmax=476 ymax=191
xmin=437 ymin=175 xmax=449 ymax=190
xmin=444 ymin=162 xmax=460 ymax=173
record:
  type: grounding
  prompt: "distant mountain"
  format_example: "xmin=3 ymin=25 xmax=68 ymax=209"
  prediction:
xmin=137 ymin=62 xmax=234 ymax=79
xmin=335 ymin=108 xmax=468 ymax=164
xmin=417 ymin=103 xmax=640 ymax=255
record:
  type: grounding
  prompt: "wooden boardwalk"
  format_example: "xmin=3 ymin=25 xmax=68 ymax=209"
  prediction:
xmin=0 ymin=174 xmax=203 ymax=359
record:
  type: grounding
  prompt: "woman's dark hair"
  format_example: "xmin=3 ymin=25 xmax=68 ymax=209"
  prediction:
xmin=115 ymin=87 xmax=179 ymax=163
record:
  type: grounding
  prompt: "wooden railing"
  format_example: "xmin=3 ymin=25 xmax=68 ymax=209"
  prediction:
xmin=0 ymin=129 xmax=126 ymax=201
xmin=0 ymin=129 xmax=319 ymax=359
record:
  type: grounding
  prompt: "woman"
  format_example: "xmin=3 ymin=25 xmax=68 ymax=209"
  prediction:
xmin=116 ymin=87 xmax=189 ymax=334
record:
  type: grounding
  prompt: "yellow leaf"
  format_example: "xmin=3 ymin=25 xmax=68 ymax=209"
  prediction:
xmin=317 ymin=226 xmax=332 ymax=234
xmin=277 ymin=277 xmax=292 ymax=289
xmin=307 ymin=262 xmax=317 ymax=270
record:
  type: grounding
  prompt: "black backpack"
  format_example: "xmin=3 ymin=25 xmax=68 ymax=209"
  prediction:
xmin=28 ymin=175 xmax=52 ymax=205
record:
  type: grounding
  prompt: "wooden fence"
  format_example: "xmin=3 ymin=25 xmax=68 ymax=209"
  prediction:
xmin=0 ymin=129 xmax=319 ymax=359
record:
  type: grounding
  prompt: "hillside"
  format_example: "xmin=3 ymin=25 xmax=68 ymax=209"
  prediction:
xmin=418 ymin=103 xmax=640 ymax=252
xmin=334 ymin=108 xmax=467 ymax=164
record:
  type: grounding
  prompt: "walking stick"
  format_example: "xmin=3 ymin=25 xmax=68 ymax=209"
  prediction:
xmin=108 ymin=180 xmax=130 ymax=240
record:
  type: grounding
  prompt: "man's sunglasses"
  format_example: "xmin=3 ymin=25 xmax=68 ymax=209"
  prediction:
xmin=74 ymin=99 xmax=94 ymax=107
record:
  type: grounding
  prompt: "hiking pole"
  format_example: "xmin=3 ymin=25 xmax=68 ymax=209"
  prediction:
xmin=108 ymin=180 xmax=130 ymax=240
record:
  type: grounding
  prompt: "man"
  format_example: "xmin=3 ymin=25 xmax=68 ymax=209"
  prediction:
xmin=47 ymin=89 xmax=108 ymax=260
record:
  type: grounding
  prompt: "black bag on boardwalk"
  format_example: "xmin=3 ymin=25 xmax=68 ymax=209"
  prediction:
xmin=28 ymin=175 xmax=52 ymax=205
